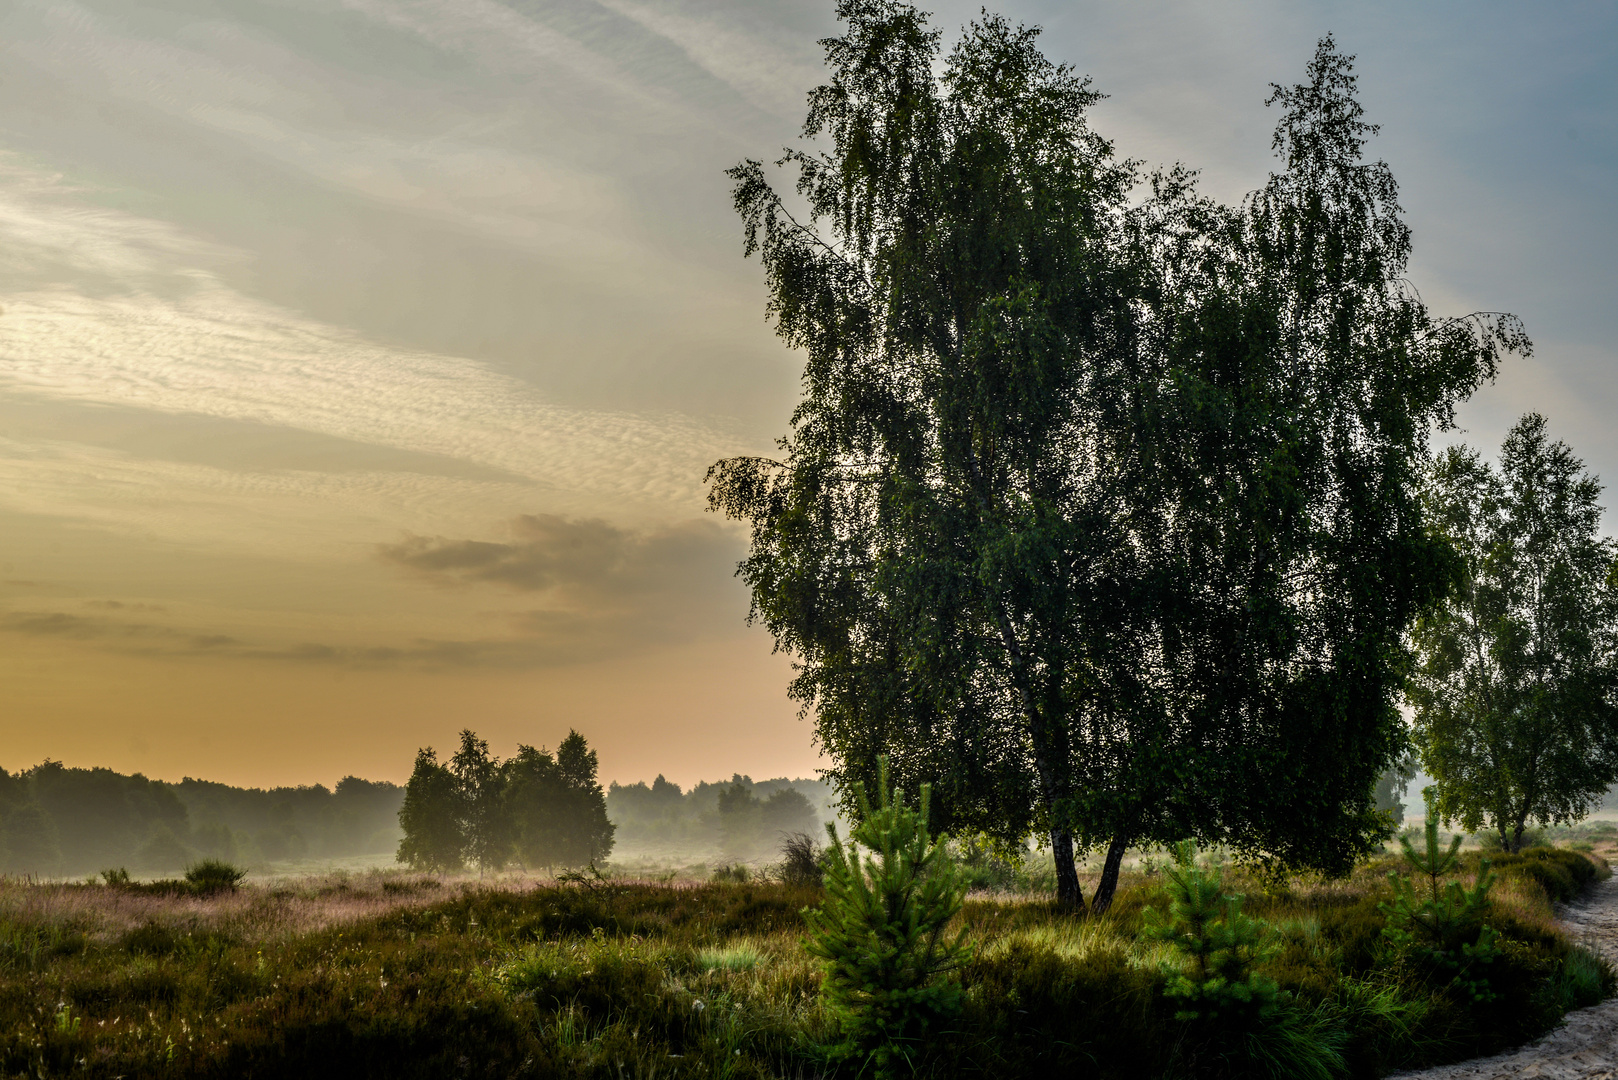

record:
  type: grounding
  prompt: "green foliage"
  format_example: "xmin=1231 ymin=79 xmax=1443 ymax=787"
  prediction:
xmin=1138 ymin=845 xmax=1350 ymax=1079
xmin=395 ymin=747 xmax=465 ymax=873
xmin=804 ymin=760 xmax=970 ymax=1074
xmin=1489 ymin=846 xmax=1604 ymax=903
xmin=710 ymin=863 xmax=751 ymax=884
xmin=397 ymin=730 xmax=616 ymax=874
xmin=0 ymin=862 xmax=1606 ymax=1079
xmin=1380 ymin=796 xmax=1501 ymax=1005
xmin=505 ymin=731 xmax=615 ymax=870
xmin=183 ymin=859 xmax=248 ymax=895
xmin=450 ymin=730 xmax=511 ymax=874
xmin=1140 ymin=844 xmax=1283 ymax=1025
xmin=710 ymin=0 xmax=1523 ymax=912
xmin=1546 ymin=941 xmax=1615 ymax=1012
xmin=1410 ymin=414 xmax=1618 ymax=852
xmin=100 ymin=867 xmax=131 ymax=887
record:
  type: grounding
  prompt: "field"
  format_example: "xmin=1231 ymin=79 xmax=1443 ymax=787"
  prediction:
xmin=0 ymin=846 xmax=1611 ymax=1079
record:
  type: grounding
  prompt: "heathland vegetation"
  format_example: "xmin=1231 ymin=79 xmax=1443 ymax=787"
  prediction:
xmin=4 ymin=0 xmax=1618 ymax=1076
xmin=0 ymin=775 xmax=1612 ymax=1078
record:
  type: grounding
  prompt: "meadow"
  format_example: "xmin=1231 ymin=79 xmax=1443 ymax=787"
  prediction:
xmin=0 ymin=831 xmax=1612 ymax=1080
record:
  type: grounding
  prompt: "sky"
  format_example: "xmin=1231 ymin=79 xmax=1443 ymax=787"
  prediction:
xmin=0 ymin=0 xmax=1612 ymax=790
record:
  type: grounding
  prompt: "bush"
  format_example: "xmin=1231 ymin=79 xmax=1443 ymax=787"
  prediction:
xmin=804 ymin=758 xmax=969 ymax=1077
xmin=1477 ymin=828 xmax=1547 ymax=853
xmin=774 ymin=832 xmax=823 ymax=887
xmin=710 ymin=863 xmax=750 ymax=884
xmin=100 ymin=867 xmax=131 ymax=887
xmin=1489 ymin=847 xmax=1603 ymax=903
xmin=184 ymin=859 xmax=248 ymax=895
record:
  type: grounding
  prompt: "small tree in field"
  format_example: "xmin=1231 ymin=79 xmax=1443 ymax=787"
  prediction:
xmin=804 ymin=759 xmax=969 ymax=1076
xmin=396 ymin=747 xmax=465 ymax=872
xmin=1410 ymin=414 xmax=1618 ymax=851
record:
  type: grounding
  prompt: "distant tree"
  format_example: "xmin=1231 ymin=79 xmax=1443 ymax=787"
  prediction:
xmin=506 ymin=731 xmax=615 ymax=869
xmin=762 ymin=788 xmax=818 ymax=836
xmin=708 ymin=2 xmax=1520 ymax=910
xmin=719 ymin=781 xmax=820 ymax=857
xmin=506 ymin=744 xmax=565 ymax=868
xmin=396 ymin=747 xmax=466 ymax=872
xmin=450 ymin=730 xmax=511 ymax=874
xmin=1409 ymin=414 xmax=1618 ymax=851
xmin=1374 ymin=758 xmax=1418 ymax=830
xmin=2 ymin=803 xmax=61 ymax=875
xmin=134 ymin=824 xmax=191 ymax=873
xmin=554 ymin=731 xmax=615 ymax=866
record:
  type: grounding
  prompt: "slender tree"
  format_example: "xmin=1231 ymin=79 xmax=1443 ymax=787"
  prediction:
xmin=1410 ymin=414 xmax=1618 ymax=851
xmin=450 ymin=729 xmax=511 ymax=875
xmin=396 ymin=747 xmax=465 ymax=872
xmin=553 ymin=731 xmax=616 ymax=866
xmin=709 ymin=0 xmax=1521 ymax=910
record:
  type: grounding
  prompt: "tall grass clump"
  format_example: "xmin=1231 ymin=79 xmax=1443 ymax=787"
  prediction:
xmin=775 ymin=831 xmax=823 ymax=887
xmin=804 ymin=758 xmax=970 ymax=1077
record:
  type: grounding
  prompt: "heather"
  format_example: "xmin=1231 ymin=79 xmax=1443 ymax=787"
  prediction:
xmin=0 ymin=845 xmax=1608 ymax=1079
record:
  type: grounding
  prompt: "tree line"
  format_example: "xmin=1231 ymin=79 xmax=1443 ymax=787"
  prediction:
xmin=608 ymin=773 xmax=825 ymax=860
xmin=0 ymin=762 xmax=402 ymax=876
xmin=708 ymin=0 xmax=1617 ymax=911
xmin=396 ymin=730 xmax=616 ymax=873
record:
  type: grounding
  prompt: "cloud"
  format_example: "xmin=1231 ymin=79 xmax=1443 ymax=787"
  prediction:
xmin=379 ymin=513 xmax=753 ymax=655
xmin=380 ymin=515 xmax=632 ymax=592
xmin=0 ymin=513 xmax=754 ymax=670
xmin=0 ymin=609 xmax=231 ymax=651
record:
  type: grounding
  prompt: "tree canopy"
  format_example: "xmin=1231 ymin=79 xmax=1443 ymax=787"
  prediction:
xmin=397 ymin=729 xmax=615 ymax=874
xmin=1409 ymin=414 xmax=1618 ymax=851
xmin=708 ymin=0 xmax=1525 ymax=910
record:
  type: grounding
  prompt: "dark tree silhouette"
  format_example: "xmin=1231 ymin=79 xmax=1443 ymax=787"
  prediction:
xmin=709 ymin=0 xmax=1523 ymax=910
xmin=396 ymin=747 xmax=466 ymax=873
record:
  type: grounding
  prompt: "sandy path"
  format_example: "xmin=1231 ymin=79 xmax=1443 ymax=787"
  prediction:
xmin=1388 ymin=874 xmax=1618 ymax=1080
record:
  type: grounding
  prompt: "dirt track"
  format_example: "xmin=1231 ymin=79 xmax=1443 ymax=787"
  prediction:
xmin=1389 ymin=873 xmax=1618 ymax=1080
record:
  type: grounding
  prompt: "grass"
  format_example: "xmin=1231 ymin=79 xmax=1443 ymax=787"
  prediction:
xmin=0 ymin=850 xmax=1608 ymax=1078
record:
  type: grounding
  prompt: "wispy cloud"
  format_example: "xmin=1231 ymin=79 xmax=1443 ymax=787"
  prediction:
xmin=378 ymin=513 xmax=752 ymax=658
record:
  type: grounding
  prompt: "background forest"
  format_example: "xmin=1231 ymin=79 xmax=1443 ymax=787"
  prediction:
xmin=0 ymin=754 xmax=837 ymax=878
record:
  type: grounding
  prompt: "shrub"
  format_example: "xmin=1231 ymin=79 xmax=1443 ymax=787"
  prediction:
xmin=1547 ymin=941 xmax=1615 ymax=1012
xmin=100 ymin=867 xmax=131 ymax=887
xmin=804 ymin=758 xmax=969 ymax=1077
xmin=774 ymin=832 xmax=823 ymax=887
xmin=710 ymin=863 xmax=751 ymax=884
xmin=1140 ymin=843 xmax=1283 ymax=1024
xmin=1489 ymin=847 xmax=1603 ymax=903
xmin=1478 ymin=827 xmax=1547 ymax=853
xmin=184 ymin=859 xmax=248 ymax=895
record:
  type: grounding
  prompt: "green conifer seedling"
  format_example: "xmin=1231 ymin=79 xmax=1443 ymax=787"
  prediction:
xmin=804 ymin=758 xmax=970 ymax=1076
xmin=1140 ymin=842 xmax=1282 ymax=1024
xmin=1380 ymin=790 xmax=1500 ymax=1002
